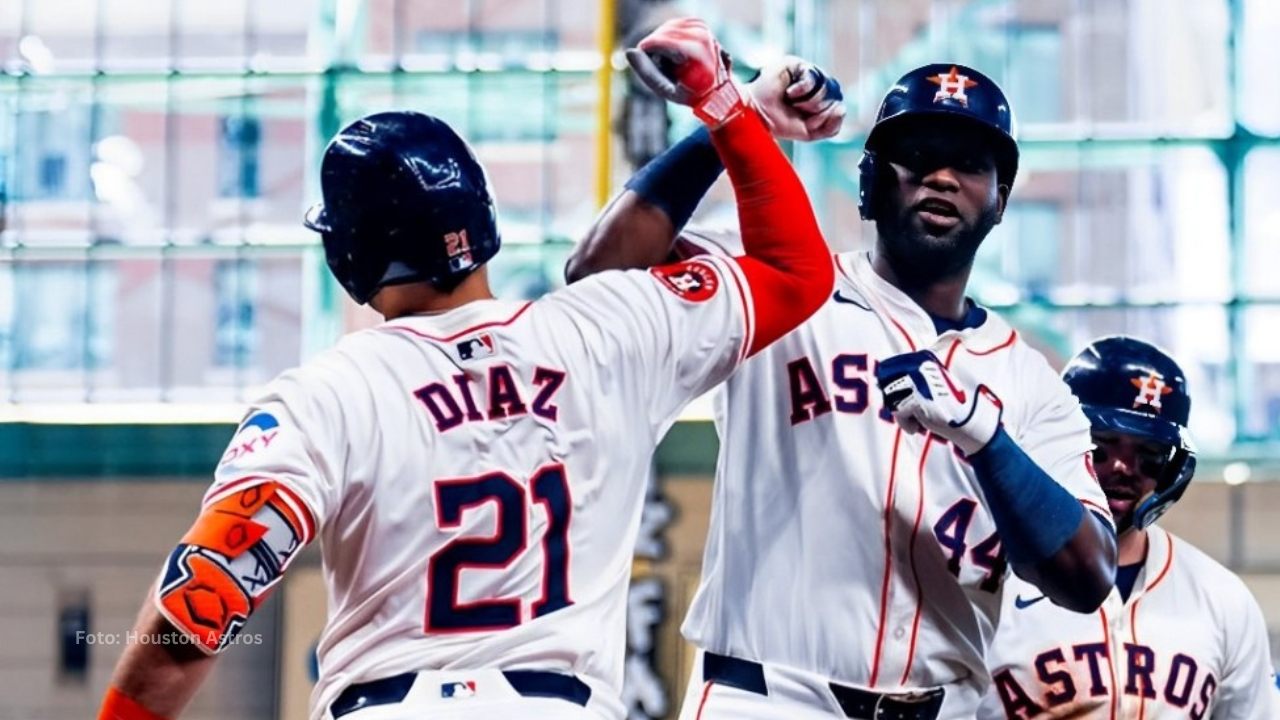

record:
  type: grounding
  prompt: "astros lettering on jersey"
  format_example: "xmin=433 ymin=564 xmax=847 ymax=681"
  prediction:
xmin=208 ymin=257 xmax=755 ymax=720
xmin=980 ymin=525 xmax=1279 ymax=719
xmin=676 ymin=228 xmax=1113 ymax=718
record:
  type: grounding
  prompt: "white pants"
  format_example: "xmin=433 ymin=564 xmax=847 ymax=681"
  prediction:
xmin=328 ymin=669 xmax=612 ymax=720
xmin=676 ymin=650 xmax=970 ymax=720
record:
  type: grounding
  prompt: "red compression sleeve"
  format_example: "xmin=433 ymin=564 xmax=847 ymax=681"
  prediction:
xmin=709 ymin=106 xmax=834 ymax=356
xmin=99 ymin=687 xmax=169 ymax=720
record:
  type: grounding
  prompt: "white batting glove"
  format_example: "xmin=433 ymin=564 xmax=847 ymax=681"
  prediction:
xmin=747 ymin=56 xmax=846 ymax=141
xmin=875 ymin=350 xmax=1004 ymax=456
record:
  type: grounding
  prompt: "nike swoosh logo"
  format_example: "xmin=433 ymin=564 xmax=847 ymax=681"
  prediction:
xmin=832 ymin=290 xmax=872 ymax=311
xmin=1014 ymin=594 xmax=1047 ymax=610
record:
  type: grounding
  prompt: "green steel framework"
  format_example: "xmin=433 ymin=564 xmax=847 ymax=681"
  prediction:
xmin=0 ymin=0 xmax=1277 ymax=473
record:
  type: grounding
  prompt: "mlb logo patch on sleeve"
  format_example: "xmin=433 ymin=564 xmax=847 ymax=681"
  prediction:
xmin=441 ymin=680 xmax=477 ymax=698
xmin=650 ymin=260 xmax=720 ymax=302
xmin=455 ymin=333 xmax=496 ymax=361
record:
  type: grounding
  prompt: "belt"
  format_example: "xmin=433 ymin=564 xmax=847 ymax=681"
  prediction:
xmin=329 ymin=669 xmax=593 ymax=718
xmin=701 ymin=652 xmax=944 ymax=720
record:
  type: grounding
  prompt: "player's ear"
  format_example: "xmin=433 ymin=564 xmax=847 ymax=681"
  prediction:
xmin=994 ymin=182 xmax=1010 ymax=224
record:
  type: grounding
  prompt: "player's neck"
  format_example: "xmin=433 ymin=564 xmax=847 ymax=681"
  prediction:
xmin=869 ymin=249 xmax=971 ymax=321
xmin=373 ymin=269 xmax=496 ymax=320
xmin=1117 ymin=527 xmax=1149 ymax=567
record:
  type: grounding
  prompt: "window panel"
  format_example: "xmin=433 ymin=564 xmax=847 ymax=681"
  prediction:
xmin=1244 ymin=306 xmax=1280 ymax=442
xmin=22 ymin=0 xmax=101 ymax=71
xmin=0 ymin=255 xmax=169 ymax=403
xmin=91 ymin=257 xmax=165 ymax=402
xmin=99 ymin=0 xmax=173 ymax=71
xmin=1 ymin=259 xmax=116 ymax=402
xmin=970 ymin=147 xmax=1229 ymax=304
xmin=1244 ymin=149 xmax=1280 ymax=299
xmin=1241 ymin=0 xmax=1280 ymax=135
xmin=0 ymin=0 xmax=22 ymax=68
xmin=2 ymin=78 xmax=100 ymax=246
xmin=368 ymin=0 xmax=595 ymax=68
xmin=174 ymin=0 xmax=248 ymax=70
xmin=161 ymin=255 xmax=303 ymax=402
xmin=826 ymin=0 xmax=1229 ymax=136
xmin=247 ymin=0 xmax=321 ymax=68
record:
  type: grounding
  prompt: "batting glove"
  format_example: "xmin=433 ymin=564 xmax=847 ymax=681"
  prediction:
xmin=875 ymin=350 xmax=1004 ymax=456
xmin=747 ymin=56 xmax=846 ymax=141
xmin=626 ymin=18 xmax=747 ymax=128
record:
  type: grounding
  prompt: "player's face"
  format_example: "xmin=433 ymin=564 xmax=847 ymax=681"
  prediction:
xmin=1092 ymin=430 xmax=1168 ymax=529
xmin=873 ymin=118 xmax=1009 ymax=283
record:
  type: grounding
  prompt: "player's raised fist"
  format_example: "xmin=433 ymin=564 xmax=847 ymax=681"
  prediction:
xmin=748 ymin=56 xmax=846 ymax=141
xmin=626 ymin=17 xmax=746 ymax=128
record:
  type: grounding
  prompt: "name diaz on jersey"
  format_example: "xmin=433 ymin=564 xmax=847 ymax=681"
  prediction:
xmin=414 ymin=358 xmax=568 ymax=432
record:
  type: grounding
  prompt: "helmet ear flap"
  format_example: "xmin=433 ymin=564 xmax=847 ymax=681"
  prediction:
xmin=1128 ymin=442 xmax=1197 ymax=532
xmin=857 ymin=150 xmax=879 ymax=221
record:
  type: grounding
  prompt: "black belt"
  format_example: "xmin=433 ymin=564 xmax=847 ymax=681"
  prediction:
xmin=330 ymin=669 xmax=592 ymax=718
xmin=702 ymin=652 xmax=944 ymax=720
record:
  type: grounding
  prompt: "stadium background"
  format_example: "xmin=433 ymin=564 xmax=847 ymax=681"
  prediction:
xmin=1 ymin=0 xmax=1279 ymax=717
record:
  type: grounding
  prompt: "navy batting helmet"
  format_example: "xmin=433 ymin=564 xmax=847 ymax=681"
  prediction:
xmin=858 ymin=63 xmax=1018 ymax=221
xmin=304 ymin=111 xmax=501 ymax=304
xmin=1063 ymin=336 xmax=1197 ymax=531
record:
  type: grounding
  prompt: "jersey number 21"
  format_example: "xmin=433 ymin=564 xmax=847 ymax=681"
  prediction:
xmin=426 ymin=463 xmax=572 ymax=632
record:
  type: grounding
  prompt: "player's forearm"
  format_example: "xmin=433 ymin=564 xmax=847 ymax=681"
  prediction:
xmin=710 ymin=107 xmax=834 ymax=353
xmin=566 ymin=190 xmax=681 ymax=282
xmin=100 ymin=603 xmax=215 ymax=719
xmin=968 ymin=429 xmax=1117 ymax=612
xmin=566 ymin=127 xmax=724 ymax=283
xmin=1009 ymin=512 xmax=1117 ymax=613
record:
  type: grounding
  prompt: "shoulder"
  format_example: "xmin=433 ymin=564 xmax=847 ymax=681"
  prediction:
xmin=959 ymin=308 xmax=1069 ymax=396
xmin=1161 ymin=530 xmax=1268 ymax=630
xmin=678 ymin=224 xmax=744 ymax=257
xmin=551 ymin=257 xmax=741 ymax=309
xmin=1167 ymin=531 xmax=1251 ymax=597
xmin=970 ymin=309 xmax=1046 ymax=368
xmin=984 ymin=319 xmax=1079 ymax=404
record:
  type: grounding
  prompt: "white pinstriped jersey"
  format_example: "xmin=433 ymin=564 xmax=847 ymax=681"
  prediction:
xmin=204 ymin=258 xmax=754 ymax=720
xmin=980 ymin=525 xmax=1279 ymax=719
xmin=678 ymin=230 xmax=1112 ymax=718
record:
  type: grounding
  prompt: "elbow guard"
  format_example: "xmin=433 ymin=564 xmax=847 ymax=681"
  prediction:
xmin=155 ymin=480 xmax=315 ymax=654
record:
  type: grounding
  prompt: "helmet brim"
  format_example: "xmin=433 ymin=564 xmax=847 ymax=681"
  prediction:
xmin=1081 ymin=404 xmax=1192 ymax=451
xmin=866 ymin=108 xmax=1019 ymax=183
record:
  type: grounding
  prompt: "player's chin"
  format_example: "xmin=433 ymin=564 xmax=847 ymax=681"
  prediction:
xmin=901 ymin=219 xmax=971 ymax=257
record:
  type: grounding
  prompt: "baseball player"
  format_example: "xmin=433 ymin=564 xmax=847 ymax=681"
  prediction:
xmin=979 ymin=336 xmax=1279 ymax=719
xmin=569 ymin=63 xmax=1120 ymax=719
xmin=96 ymin=19 xmax=836 ymax=720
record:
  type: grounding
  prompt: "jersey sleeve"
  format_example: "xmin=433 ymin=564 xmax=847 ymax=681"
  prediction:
xmin=544 ymin=255 xmax=751 ymax=430
xmin=673 ymin=224 xmax=745 ymax=259
xmin=207 ymin=364 xmax=347 ymax=530
xmin=1014 ymin=356 xmax=1115 ymax=529
xmin=1213 ymin=581 xmax=1280 ymax=719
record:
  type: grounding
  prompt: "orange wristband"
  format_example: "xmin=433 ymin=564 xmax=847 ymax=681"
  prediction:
xmin=99 ymin=687 xmax=169 ymax=720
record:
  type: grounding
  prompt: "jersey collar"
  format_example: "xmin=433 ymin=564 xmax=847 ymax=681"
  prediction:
xmin=379 ymin=299 xmax=532 ymax=342
xmin=1120 ymin=526 xmax=1176 ymax=607
xmin=837 ymin=252 xmax=1015 ymax=355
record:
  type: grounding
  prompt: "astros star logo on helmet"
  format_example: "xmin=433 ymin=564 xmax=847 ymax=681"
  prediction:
xmin=928 ymin=66 xmax=978 ymax=107
xmin=1130 ymin=370 xmax=1173 ymax=412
